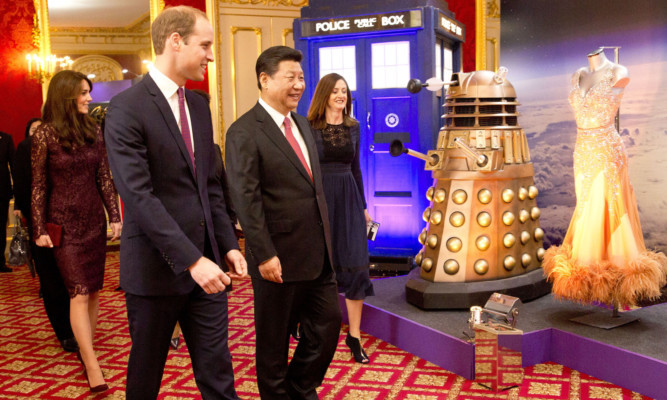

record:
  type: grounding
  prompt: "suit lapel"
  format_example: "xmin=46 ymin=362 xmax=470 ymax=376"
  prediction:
xmin=143 ymin=75 xmax=196 ymax=180
xmin=254 ymin=103 xmax=314 ymax=187
xmin=292 ymin=112 xmax=319 ymax=185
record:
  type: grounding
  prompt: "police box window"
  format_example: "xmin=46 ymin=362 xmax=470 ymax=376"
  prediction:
xmin=372 ymin=41 xmax=410 ymax=89
xmin=319 ymin=46 xmax=357 ymax=91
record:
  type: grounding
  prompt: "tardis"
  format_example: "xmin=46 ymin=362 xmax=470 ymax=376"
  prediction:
xmin=294 ymin=0 xmax=465 ymax=258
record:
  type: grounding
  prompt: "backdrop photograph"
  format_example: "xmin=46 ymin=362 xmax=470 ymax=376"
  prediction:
xmin=500 ymin=0 xmax=667 ymax=251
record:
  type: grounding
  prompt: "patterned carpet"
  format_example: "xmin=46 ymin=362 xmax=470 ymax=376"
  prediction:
xmin=0 ymin=251 xmax=652 ymax=399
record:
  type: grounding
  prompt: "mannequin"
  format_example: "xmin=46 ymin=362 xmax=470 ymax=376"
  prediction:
xmin=542 ymin=49 xmax=667 ymax=308
xmin=575 ymin=48 xmax=629 ymax=95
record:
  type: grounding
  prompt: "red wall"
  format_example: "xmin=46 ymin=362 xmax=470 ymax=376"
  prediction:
xmin=0 ymin=0 xmax=43 ymax=146
xmin=447 ymin=0 xmax=476 ymax=73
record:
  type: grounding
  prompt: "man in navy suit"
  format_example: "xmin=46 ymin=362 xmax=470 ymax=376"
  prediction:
xmin=225 ymin=46 xmax=341 ymax=400
xmin=104 ymin=6 xmax=246 ymax=399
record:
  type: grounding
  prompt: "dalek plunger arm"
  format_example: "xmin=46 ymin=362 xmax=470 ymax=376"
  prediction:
xmin=390 ymin=140 xmax=440 ymax=166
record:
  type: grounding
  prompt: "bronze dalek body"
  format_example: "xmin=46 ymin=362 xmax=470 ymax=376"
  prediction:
xmin=396 ymin=69 xmax=549 ymax=308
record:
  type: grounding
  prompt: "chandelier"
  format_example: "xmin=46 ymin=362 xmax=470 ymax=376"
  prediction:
xmin=26 ymin=53 xmax=73 ymax=83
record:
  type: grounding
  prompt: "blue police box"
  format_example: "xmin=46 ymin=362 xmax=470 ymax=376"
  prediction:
xmin=294 ymin=0 xmax=465 ymax=259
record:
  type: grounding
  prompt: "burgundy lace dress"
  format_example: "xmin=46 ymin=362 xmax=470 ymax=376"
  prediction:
xmin=31 ymin=124 xmax=121 ymax=297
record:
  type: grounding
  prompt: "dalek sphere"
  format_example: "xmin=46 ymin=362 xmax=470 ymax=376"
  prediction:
xmin=395 ymin=69 xmax=544 ymax=284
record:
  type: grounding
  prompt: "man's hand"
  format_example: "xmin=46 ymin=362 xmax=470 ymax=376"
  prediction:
xmin=225 ymin=249 xmax=247 ymax=279
xmin=35 ymin=234 xmax=53 ymax=248
xmin=188 ymin=257 xmax=231 ymax=294
xmin=258 ymin=256 xmax=282 ymax=283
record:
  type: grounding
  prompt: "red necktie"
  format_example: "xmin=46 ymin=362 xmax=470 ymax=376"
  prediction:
xmin=177 ymin=87 xmax=195 ymax=172
xmin=283 ymin=117 xmax=312 ymax=180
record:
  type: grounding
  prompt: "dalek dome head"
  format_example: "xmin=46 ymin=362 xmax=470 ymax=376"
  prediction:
xmin=447 ymin=69 xmax=517 ymax=99
xmin=444 ymin=68 xmax=520 ymax=130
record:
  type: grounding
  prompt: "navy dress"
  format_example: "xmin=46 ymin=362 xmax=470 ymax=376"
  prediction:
xmin=312 ymin=122 xmax=374 ymax=300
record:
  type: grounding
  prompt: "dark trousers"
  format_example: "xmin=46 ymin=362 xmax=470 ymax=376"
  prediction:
xmin=125 ymin=285 xmax=238 ymax=400
xmin=0 ymin=198 xmax=7 ymax=267
xmin=32 ymin=243 xmax=74 ymax=341
xmin=252 ymin=267 xmax=342 ymax=400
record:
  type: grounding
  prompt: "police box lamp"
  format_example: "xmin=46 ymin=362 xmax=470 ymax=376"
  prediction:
xmin=469 ymin=293 xmax=522 ymax=330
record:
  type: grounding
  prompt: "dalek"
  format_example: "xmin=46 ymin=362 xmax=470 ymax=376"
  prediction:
xmin=394 ymin=68 xmax=548 ymax=308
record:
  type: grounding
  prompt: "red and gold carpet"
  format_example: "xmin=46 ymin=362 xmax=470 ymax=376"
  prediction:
xmin=0 ymin=251 xmax=652 ymax=399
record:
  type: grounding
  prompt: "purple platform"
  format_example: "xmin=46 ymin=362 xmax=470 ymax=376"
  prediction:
xmin=339 ymin=274 xmax=667 ymax=399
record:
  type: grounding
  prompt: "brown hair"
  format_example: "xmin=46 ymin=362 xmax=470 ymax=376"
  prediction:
xmin=307 ymin=73 xmax=357 ymax=130
xmin=151 ymin=6 xmax=208 ymax=55
xmin=255 ymin=46 xmax=302 ymax=90
xmin=42 ymin=70 xmax=97 ymax=150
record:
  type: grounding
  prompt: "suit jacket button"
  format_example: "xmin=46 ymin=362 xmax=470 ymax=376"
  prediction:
xmin=317 ymin=220 xmax=323 ymax=226
xmin=200 ymin=219 xmax=205 ymax=226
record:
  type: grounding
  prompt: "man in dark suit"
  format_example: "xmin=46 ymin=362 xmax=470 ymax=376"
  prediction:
xmin=225 ymin=46 xmax=342 ymax=400
xmin=0 ymin=131 xmax=14 ymax=272
xmin=104 ymin=6 xmax=246 ymax=400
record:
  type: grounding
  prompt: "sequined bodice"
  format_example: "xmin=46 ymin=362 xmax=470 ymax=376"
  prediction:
xmin=568 ymin=69 xmax=623 ymax=130
xmin=568 ymin=69 xmax=627 ymax=218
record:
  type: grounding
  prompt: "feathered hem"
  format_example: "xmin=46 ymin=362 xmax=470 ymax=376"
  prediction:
xmin=542 ymin=245 xmax=667 ymax=306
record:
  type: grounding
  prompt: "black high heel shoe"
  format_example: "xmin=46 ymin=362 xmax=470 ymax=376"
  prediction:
xmin=345 ymin=333 xmax=370 ymax=364
xmin=76 ymin=351 xmax=109 ymax=393
xmin=291 ymin=323 xmax=301 ymax=341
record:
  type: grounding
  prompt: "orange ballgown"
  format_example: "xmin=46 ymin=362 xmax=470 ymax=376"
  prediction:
xmin=542 ymin=69 xmax=667 ymax=306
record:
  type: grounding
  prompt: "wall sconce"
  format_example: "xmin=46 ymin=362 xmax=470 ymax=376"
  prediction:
xmin=26 ymin=53 xmax=73 ymax=83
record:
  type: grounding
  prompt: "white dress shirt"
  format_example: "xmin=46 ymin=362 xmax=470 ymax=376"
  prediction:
xmin=258 ymin=98 xmax=311 ymax=171
xmin=149 ymin=67 xmax=195 ymax=153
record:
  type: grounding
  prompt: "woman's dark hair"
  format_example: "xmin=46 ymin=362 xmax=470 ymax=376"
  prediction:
xmin=42 ymin=70 xmax=97 ymax=150
xmin=24 ymin=118 xmax=42 ymax=139
xmin=307 ymin=73 xmax=357 ymax=130
xmin=255 ymin=46 xmax=302 ymax=90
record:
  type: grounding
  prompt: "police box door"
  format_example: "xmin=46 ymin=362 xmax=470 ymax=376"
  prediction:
xmin=313 ymin=35 xmax=421 ymax=257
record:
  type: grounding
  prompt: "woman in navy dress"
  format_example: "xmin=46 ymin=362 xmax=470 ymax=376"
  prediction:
xmin=32 ymin=70 xmax=121 ymax=392
xmin=308 ymin=73 xmax=374 ymax=363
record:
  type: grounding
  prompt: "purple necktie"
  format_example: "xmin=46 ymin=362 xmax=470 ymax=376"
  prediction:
xmin=177 ymin=87 xmax=195 ymax=172
xmin=284 ymin=117 xmax=312 ymax=180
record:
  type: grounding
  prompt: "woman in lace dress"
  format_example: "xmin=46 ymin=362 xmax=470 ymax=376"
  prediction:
xmin=308 ymin=73 xmax=374 ymax=363
xmin=32 ymin=70 xmax=121 ymax=392
xmin=542 ymin=49 xmax=666 ymax=307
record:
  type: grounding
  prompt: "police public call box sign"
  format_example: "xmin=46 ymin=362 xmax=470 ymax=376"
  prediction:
xmin=300 ymin=10 xmax=423 ymax=37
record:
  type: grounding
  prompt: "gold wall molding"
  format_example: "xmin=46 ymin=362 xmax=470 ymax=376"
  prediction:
xmin=51 ymin=14 xmax=150 ymax=34
xmin=475 ymin=0 xmax=487 ymax=71
xmin=71 ymin=54 xmax=124 ymax=82
xmin=34 ymin=0 xmax=51 ymax=98
xmin=487 ymin=0 xmax=500 ymax=18
xmin=281 ymin=28 xmax=293 ymax=46
xmin=487 ymin=37 xmax=499 ymax=72
xmin=220 ymin=0 xmax=308 ymax=6
xmin=230 ymin=26 xmax=262 ymax=121
xmin=149 ymin=0 xmax=165 ymax=59
xmin=206 ymin=0 xmax=224 ymax=145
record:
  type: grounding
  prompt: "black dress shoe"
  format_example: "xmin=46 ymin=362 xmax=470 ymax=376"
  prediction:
xmin=0 ymin=265 xmax=12 ymax=273
xmin=60 ymin=338 xmax=79 ymax=353
xmin=345 ymin=333 xmax=370 ymax=364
